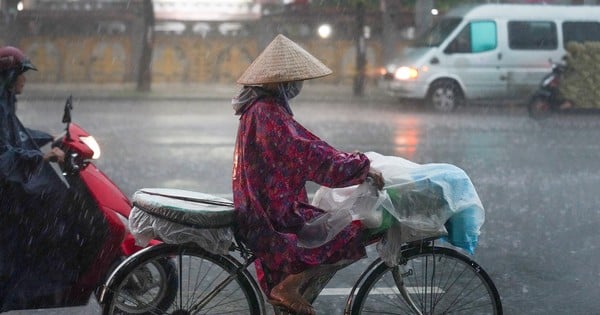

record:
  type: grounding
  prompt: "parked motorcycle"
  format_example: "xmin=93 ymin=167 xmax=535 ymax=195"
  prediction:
xmin=527 ymin=61 xmax=573 ymax=119
xmin=5 ymin=96 xmax=176 ymax=312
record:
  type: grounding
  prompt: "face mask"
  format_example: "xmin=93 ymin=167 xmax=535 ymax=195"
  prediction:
xmin=281 ymin=81 xmax=303 ymax=100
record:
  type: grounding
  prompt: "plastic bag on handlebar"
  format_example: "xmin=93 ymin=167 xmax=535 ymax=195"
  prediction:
xmin=297 ymin=181 xmax=388 ymax=248
xmin=305 ymin=152 xmax=484 ymax=259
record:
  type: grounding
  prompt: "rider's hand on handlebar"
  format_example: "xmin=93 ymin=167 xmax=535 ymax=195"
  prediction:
xmin=44 ymin=147 xmax=65 ymax=163
xmin=366 ymin=168 xmax=385 ymax=191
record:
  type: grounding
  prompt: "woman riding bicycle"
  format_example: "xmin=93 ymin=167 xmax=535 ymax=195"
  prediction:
xmin=231 ymin=34 xmax=386 ymax=315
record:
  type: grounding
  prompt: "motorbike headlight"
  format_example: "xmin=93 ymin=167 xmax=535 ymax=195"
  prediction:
xmin=80 ymin=136 xmax=101 ymax=159
xmin=394 ymin=66 xmax=419 ymax=80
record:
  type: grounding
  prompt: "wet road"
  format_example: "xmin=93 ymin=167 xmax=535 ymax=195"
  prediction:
xmin=14 ymin=96 xmax=600 ymax=314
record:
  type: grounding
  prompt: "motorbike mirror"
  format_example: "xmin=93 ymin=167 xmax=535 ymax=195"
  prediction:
xmin=62 ymin=95 xmax=73 ymax=123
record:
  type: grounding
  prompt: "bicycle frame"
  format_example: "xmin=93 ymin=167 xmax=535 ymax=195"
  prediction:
xmin=101 ymin=220 xmax=502 ymax=315
xmin=221 ymin=237 xmax=439 ymax=315
xmin=178 ymin=235 xmax=435 ymax=314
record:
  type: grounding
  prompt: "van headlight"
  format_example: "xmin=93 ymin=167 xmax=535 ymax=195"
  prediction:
xmin=394 ymin=66 xmax=419 ymax=80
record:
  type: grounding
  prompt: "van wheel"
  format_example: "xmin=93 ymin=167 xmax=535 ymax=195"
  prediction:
xmin=426 ymin=80 xmax=464 ymax=112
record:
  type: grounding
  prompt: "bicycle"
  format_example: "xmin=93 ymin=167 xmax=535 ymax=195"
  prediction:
xmin=98 ymin=188 xmax=503 ymax=314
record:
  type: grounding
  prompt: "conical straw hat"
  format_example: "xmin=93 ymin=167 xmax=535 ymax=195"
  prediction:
xmin=237 ymin=34 xmax=333 ymax=85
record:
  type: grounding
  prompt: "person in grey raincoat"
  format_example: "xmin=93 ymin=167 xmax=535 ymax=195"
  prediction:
xmin=0 ymin=46 xmax=108 ymax=311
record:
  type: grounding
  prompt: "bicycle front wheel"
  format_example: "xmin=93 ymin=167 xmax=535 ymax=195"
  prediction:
xmin=102 ymin=243 xmax=264 ymax=315
xmin=351 ymin=246 xmax=502 ymax=315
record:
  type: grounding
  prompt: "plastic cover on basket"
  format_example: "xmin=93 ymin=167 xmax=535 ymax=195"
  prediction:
xmin=303 ymin=152 xmax=485 ymax=265
xmin=128 ymin=189 xmax=235 ymax=255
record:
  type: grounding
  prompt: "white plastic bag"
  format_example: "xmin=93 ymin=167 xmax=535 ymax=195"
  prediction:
xmin=298 ymin=152 xmax=485 ymax=259
xmin=365 ymin=152 xmax=485 ymax=256
xmin=297 ymin=181 xmax=387 ymax=248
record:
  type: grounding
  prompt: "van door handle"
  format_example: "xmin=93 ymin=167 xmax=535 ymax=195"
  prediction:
xmin=497 ymin=52 xmax=502 ymax=60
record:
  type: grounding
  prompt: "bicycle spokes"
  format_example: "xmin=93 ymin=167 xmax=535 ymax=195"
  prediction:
xmin=352 ymin=246 xmax=501 ymax=315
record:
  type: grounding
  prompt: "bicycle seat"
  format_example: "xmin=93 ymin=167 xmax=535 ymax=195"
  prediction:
xmin=132 ymin=188 xmax=235 ymax=228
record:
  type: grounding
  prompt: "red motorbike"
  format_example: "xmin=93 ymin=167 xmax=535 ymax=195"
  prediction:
xmin=10 ymin=96 xmax=176 ymax=312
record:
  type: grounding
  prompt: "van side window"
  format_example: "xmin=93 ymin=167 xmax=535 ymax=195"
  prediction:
xmin=563 ymin=21 xmax=600 ymax=45
xmin=508 ymin=21 xmax=557 ymax=50
xmin=445 ymin=21 xmax=497 ymax=54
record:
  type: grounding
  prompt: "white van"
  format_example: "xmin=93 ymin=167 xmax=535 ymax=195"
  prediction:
xmin=379 ymin=4 xmax=600 ymax=111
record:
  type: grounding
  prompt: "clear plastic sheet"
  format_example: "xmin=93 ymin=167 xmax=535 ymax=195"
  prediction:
xmin=367 ymin=152 xmax=485 ymax=258
xmin=129 ymin=206 xmax=233 ymax=255
xmin=298 ymin=181 xmax=388 ymax=248
xmin=301 ymin=152 xmax=485 ymax=263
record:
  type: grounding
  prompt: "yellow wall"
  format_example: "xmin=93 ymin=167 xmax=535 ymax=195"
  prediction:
xmin=17 ymin=35 xmax=383 ymax=85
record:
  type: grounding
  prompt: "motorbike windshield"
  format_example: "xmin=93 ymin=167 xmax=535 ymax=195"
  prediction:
xmin=413 ymin=17 xmax=462 ymax=47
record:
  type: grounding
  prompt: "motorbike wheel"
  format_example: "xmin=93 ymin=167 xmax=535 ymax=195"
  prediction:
xmin=110 ymin=257 xmax=177 ymax=314
xmin=528 ymin=96 xmax=553 ymax=120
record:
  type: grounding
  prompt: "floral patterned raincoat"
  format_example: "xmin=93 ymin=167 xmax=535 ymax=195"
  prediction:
xmin=232 ymin=95 xmax=371 ymax=294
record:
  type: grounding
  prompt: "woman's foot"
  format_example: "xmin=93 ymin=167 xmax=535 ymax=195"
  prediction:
xmin=268 ymin=273 xmax=315 ymax=315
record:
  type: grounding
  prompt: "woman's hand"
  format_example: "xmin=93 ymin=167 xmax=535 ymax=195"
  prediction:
xmin=367 ymin=168 xmax=384 ymax=190
xmin=44 ymin=147 xmax=65 ymax=163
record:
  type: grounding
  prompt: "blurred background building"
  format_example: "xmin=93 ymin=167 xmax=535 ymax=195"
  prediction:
xmin=0 ymin=0 xmax=597 ymax=89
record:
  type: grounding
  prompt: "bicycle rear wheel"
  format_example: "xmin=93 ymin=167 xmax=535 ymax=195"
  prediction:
xmin=101 ymin=243 xmax=264 ymax=315
xmin=351 ymin=245 xmax=502 ymax=315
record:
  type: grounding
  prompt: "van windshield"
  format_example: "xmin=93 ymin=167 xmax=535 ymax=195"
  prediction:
xmin=413 ymin=18 xmax=462 ymax=47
